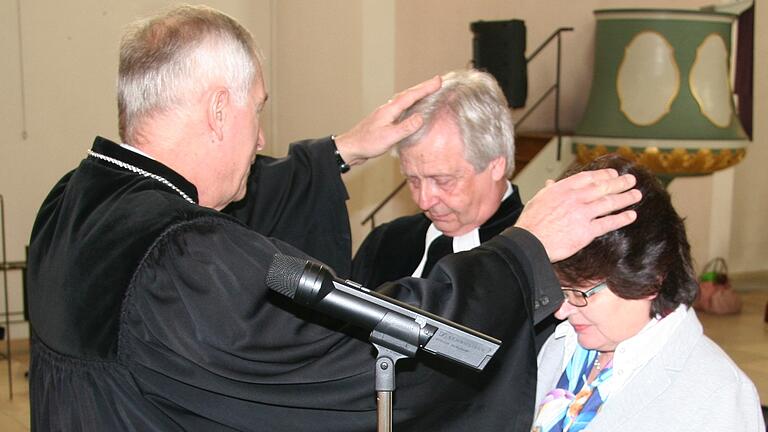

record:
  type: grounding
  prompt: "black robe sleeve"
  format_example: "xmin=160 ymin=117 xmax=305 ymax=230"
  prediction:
xmin=121 ymin=216 xmax=559 ymax=431
xmin=223 ymin=136 xmax=352 ymax=277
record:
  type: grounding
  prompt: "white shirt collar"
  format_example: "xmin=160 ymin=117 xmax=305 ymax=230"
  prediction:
xmin=501 ymin=180 xmax=513 ymax=201
xmin=411 ymin=181 xmax=513 ymax=277
xmin=553 ymin=304 xmax=689 ymax=396
xmin=119 ymin=143 xmax=155 ymax=160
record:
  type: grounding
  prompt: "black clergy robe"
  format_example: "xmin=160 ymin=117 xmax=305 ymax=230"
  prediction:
xmin=223 ymin=137 xmax=352 ymax=278
xmin=27 ymin=136 xmax=560 ymax=431
xmin=351 ymin=189 xmax=559 ymax=351
xmin=351 ymin=189 xmax=524 ymax=288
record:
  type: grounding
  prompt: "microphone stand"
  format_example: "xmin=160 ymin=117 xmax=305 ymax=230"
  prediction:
xmin=373 ymin=346 xmax=407 ymax=432
xmin=368 ymin=312 xmax=424 ymax=432
xmin=264 ymin=254 xmax=502 ymax=430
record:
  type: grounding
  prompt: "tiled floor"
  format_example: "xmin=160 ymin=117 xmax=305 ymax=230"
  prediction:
xmin=698 ymin=274 xmax=768 ymax=405
xmin=0 ymin=338 xmax=31 ymax=432
xmin=1 ymin=275 xmax=766 ymax=430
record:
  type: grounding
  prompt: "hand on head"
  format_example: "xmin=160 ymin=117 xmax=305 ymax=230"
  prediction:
xmin=333 ymin=75 xmax=442 ymax=167
xmin=515 ymin=169 xmax=641 ymax=262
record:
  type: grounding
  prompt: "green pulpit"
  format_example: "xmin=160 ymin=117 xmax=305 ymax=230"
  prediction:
xmin=573 ymin=8 xmax=748 ymax=178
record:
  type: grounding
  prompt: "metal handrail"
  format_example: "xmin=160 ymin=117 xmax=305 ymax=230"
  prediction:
xmin=0 ymin=195 xmax=12 ymax=399
xmin=524 ymin=27 xmax=573 ymax=160
xmin=360 ymin=180 xmax=408 ymax=228
xmin=516 ymin=84 xmax=556 ymax=126
xmin=361 ymin=26 xmax=573 ymax=229
xmin=527 ymin=27 xmax=573 ymax=63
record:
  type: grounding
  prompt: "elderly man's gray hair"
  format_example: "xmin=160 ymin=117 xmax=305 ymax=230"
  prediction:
xmin=395 ymin=69 xmax=515 ymax=177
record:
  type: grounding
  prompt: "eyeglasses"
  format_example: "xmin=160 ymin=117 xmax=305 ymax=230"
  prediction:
xmin=561 ymin=281 xmax=608 ymax=307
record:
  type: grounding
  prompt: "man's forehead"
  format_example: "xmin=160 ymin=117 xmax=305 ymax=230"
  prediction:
xmin=252 ymin=73 xmax=266 ymax=92
xmin=400 ymin=145 xmax=472 ymax=178
xmin=257 ymin=92 xmax=269 ymax=109
xmin=401 ymin=120 xmax=467 ymax=167
xmin=250 ymin=75 xmax=268 ymax=107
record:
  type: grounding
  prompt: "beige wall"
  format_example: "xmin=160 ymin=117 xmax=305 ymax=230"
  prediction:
xmin=0 ymin=1 xmax=765 ymax=338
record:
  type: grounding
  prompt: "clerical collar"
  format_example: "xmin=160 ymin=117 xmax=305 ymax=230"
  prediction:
xmin=501 ymin=181 xmax=513 ymax=202
xmin=411 ymin=181 xmax=513 ymax=277
xmin=87 ymin=136 xmax=199 ymax=205
xmin=119 ymin=143 xmax=155 ymax=160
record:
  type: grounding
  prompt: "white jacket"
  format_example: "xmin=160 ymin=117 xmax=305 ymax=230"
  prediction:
xmin=535 ymin=307 xmax=765 ymax=431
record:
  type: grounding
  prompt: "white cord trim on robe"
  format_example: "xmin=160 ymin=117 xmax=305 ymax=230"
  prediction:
xmin=87 ymin=150 xmax=195 ymax=204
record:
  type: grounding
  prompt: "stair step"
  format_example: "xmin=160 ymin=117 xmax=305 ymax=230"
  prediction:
xmin=514 ymin=131 xmax=558 ymax=178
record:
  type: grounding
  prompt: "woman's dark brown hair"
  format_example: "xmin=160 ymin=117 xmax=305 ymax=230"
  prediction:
xmin=554 ymin=154 xmax=698 ymax=317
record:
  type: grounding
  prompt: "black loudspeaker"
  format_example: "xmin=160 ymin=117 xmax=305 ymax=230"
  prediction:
xmin=470 ymin=19 xmax=527 ymax=108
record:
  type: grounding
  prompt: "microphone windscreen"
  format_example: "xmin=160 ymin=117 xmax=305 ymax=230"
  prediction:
xmin=265 ymin=254 xmax=306 ymax=299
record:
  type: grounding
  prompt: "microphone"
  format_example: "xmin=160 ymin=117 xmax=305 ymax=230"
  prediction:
xmin=265 ymin=253 xmax=500 ymax=370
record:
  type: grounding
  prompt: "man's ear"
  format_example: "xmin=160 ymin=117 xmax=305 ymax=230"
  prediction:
xmin=489 ymin=156 xmax=507 ymax=181
xmin=208 ymin=88 xmax=229 ymax=141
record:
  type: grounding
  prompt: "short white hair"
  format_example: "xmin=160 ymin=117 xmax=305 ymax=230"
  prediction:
xmin=117 ymin=5 xmax=261 ymax=142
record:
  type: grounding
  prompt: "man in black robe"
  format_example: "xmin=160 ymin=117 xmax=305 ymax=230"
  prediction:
xmin=27 ymin=5 xmax=641 ymax=431
xmin=351 ymin=70 xmax=558 ymax=349
xmin=352 ymin=70 xmax=521 ymax=286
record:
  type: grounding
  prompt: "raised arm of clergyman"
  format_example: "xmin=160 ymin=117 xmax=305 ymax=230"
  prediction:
xmin=514 ymin=168 xmax=641 ymax=262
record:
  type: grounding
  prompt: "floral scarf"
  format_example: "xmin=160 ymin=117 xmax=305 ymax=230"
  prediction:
xmin=532 ymin=345 xmax=614 ymax=432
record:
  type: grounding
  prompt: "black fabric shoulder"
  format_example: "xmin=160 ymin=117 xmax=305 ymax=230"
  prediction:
xmin=223 ymin=137 xmax=352 ymax=277
xmin=350 ymin=213 xmax=430 ymax=288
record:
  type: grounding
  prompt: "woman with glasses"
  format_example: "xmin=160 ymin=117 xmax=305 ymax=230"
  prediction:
xmin=531 ymin=155 xmax=764 ymax=432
